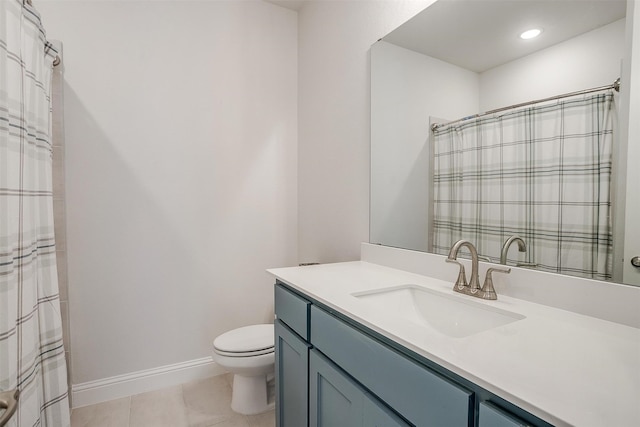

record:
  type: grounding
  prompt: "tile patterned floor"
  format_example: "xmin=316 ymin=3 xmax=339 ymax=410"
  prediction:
xmin=71 ymin=374 xmax=275 ymax=427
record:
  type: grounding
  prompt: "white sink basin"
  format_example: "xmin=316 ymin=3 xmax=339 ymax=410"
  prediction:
xmin=352 ymin=285 xmax=525 ymax=338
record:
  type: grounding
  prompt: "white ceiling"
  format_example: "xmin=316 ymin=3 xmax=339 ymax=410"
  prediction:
xmin=264 ymin=0 xmax=309 ymax=11
xmin=383 ymin=0 xmax=626 ymax=73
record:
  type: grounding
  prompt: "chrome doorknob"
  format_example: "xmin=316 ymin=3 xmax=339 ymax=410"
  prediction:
xmin=631 ymin=256 xmax=640 ymax=268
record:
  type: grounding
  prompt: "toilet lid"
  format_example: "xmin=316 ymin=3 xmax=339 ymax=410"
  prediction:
xmin=213 ymin=324 xmax=274 ymax=354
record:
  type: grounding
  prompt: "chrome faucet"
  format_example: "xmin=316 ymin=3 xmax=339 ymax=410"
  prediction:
xmin=446 ymin=239 xmax=510 ymax=300
xmin=500 ymin=235 xmax=527 ymax=265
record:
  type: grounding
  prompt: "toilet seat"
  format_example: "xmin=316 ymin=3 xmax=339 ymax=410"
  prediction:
xmin=213 ymin=347 xmax=274 ymax=357
xmin=213 ymin=324 xmax=274 ymax=358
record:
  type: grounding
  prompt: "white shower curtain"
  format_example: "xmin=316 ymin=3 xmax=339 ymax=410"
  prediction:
xmin=432 ymin=92 xmax=614 ymax=280
xmin=0 ymin=1 xmax=70 ymax=426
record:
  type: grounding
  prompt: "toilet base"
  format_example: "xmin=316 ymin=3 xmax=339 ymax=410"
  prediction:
xmin=231 ymin=373 xmax=275 ymax=415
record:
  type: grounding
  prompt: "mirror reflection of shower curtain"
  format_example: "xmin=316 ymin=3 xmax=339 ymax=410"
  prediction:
xmin=0 ymin=1 xmax=70 ymax=426
xmin=432 ymin=92 xmax=614 ymax=280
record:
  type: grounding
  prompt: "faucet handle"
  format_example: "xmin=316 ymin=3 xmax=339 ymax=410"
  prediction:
xmin=481 ymin=267 xmax=511 ymax=300
xmin=446 ymin=258 xmax=468 ymax=291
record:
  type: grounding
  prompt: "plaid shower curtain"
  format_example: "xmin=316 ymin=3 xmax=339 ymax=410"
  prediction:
xmin=432 ymin=92 xmax=614 ymax=280
xmin=1 ymin=1 xmax=70 ymax=426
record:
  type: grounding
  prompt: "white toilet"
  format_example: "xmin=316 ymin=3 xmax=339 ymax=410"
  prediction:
xmin=212 ymin=324 xmax=275 ymax=415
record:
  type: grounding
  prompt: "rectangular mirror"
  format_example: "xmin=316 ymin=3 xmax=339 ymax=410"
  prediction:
xmin=370 ymin=0 xmax=640 ymax=286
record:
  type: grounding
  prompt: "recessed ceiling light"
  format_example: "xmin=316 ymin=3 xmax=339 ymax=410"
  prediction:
xmin=520 ymin=28 xmax=542 ymax=40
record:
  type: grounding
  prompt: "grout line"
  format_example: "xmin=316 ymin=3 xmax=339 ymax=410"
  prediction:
xmin=179 ymin=382 xmax=188 ymax=425
xmin=126 ymin=395 xmax=132 ymax=427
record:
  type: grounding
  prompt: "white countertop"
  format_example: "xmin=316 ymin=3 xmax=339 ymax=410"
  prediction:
xmin=268 ymin=261 xmax=640 ymax=427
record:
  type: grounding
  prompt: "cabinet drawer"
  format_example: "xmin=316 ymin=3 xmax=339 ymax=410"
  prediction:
xmin=310 ymin=305 xmax=473 ymax=427
xmin=479 ymin=402 xmax=532 ymax=427
xmin=275 ymin=283 xmax=311 ymax=340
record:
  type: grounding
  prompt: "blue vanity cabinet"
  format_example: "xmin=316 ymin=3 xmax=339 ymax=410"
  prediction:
xmin=309 ymin=349 xmax=365 ymax=427
xmin=275 ymin=285 xmax=312 ymax=427
xmin=363 ymin=393 xmax=412 ymax=427
xmin=310 ymin=305 xmax=472 ymax=427
xmin=274 ymin=281 xmax=552 ymax=427
xmin=275 ymin=320 xmax=310 ymax=427
xmin=309 ymin=349 xmax=410 ymax=427
xmin=275 ymin=284 xmax=310 ymax=340
xmin=478 ymin=402 xmax=532 ymax=427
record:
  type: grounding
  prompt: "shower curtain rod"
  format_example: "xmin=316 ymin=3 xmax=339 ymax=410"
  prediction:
xmin=22 ymin=0 xmax=60 ymax=66
xmin=431 ymin=77 xmax=621 ymax=131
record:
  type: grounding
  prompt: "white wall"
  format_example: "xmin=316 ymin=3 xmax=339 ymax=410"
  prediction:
xmin=480 ymin=18 xmax=626 ymax=111
xmin=370 ymin=41 xmax=478 ymax=252
xmin=37 ymin=0 xmax=298 ymax=386
xmin=297 ymin=0 xmax=435 ymax=263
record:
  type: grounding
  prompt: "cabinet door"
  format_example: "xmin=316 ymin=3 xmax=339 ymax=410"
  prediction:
xmin=363 ymin=394 xmax=411 ymax=427
xmin=276 ymin=320 xmax=310 ymax=427
xmin=309 ymin=349 xmax=365 ymax=427
xmin=479 ymin=402 xmax=531 ymax=427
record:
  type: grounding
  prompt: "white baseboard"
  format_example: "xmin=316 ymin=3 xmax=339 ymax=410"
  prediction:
xmin=71 ymin=357 xmax=226 ymax=408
